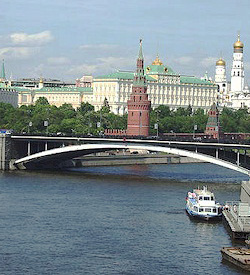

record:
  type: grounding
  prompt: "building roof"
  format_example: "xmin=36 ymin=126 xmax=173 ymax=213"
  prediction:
xmin=13 ymin=86 xmax=93 ymax=93
xmin=180 ymin=76 xmax=215 ymax=86
xmin=95 ymin=71 xmax=156 ymax=82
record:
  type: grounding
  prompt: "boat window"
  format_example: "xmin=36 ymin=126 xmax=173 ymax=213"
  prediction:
xmin=205 ymin=208 xmax=211 ymax=212
xmin=199 ymin=208 xmax=204 ymax=212
xmin=204 ymin=197 xmax=210 ymax=200
xmin=194 ymin=206 xmax=198 ymax=211
xmin=199 ymin=196 xmax=203 ymax=200
xmin=213 ymin=208 xmax=217 ymax=213
xmin=211 ymin=197 xmax=214 ymax=201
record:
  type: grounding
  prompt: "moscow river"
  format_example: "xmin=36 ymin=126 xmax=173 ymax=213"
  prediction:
xmin=0 ymin=163 xmax=250 ymax=275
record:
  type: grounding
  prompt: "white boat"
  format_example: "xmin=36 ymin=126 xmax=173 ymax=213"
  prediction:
xmin=186 ymin=186 xmax=222 ymax=220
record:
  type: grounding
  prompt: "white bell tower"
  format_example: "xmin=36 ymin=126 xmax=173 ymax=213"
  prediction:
xmin=231 ymin=33 xmax=244 ymax=94
xmin=215 ymin=57 xmax=227 ymax=92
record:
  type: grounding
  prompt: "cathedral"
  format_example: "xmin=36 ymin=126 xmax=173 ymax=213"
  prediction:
xmin=215 ymin=33 xmax=250 ymax=109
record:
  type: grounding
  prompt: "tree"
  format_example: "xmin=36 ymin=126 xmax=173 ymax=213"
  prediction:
xmin=77 ymin=102 xmax=94 ymax=116
xmin=35 ymin=97 xmax=50 ymax=106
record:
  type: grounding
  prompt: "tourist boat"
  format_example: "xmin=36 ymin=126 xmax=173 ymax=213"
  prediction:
xmin=186 ymin=186 xmax=222 ymax=220
xmin=221 ymin=247 xmax=250 ymax=271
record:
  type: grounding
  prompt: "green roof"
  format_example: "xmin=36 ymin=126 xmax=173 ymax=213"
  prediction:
xmin=180 ymin=76 xmax=215 ymax=86
xmin=95 ymin=71 xmax=156 ymax=82
xmin=146 ymin=64 xmax=176 ymax=75
xmin=13 ymin=86 xmax=93 ymax=93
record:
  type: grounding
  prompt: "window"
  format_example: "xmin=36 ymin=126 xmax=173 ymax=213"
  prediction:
xmin=238 ymin=72 xmax=240 ymax=76
xmin=204 ymin=197 xmax=210 ymax=201
xmin=213 ymin=208 xmax=217 ymax=213
xmin=211 ymin=197 xmax=214 ymax=201
xmin=199 ymin=208 xmax=204 ymax=212
xmin=199 ymin=196 xmax=203 ymax=200
xmin=205 ymin=208 xmax=211 ymax=212
xmin=194 ymin=206 xmax=198 ymax=211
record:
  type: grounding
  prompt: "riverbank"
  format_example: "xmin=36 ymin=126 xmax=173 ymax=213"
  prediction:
xmin=73 ymin=153 xmax=203 ymax=167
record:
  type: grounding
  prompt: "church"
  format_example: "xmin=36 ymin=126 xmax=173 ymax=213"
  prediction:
xmin=215 ymin=33 xmax=250 ymax=109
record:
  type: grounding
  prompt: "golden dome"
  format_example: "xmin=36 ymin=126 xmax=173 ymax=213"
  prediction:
xmin=216 ymin=57 xmax=226 ymax=66
xmin=152 ymin=55 xmax=163 ymax=66
xmin=234 ymin=34 xmax=244 ymax=48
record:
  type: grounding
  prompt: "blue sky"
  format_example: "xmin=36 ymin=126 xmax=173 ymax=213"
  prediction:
xmin=1 ymin=0 xmax=249 ymax=82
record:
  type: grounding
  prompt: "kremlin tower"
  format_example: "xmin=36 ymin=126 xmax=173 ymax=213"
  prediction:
xmin=231 ymin=33 xmax=244 ymax=94
xmin=127 ymin=40 xmax=151 ymax=136
xmin=205 ymin=103 xmax=222 ymax=139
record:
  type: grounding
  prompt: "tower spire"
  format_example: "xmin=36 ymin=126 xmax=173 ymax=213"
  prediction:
xmin=1 ymin=59 xmax=6 ymax=80
xmin=138 ymin=39 xmax=143 ymax=60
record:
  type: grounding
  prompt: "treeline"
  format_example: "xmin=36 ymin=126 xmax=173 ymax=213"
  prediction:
xmin=0 ymin=97 xmax=250 ymax=135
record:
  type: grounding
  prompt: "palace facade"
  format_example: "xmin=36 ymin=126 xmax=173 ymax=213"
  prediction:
xmin=92 ymin=54 xmax=218 ymax=115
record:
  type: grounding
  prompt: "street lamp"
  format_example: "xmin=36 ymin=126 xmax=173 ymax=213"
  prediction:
xmin=44 ymin=120 xmax=49 ymax=135
xmin=28 ymin=121 xmax=32 ymax=134
xmin=193 ymin=124 xmax=197 ymax=139
xmin=155 ymin=109 xmax=161 ymax=138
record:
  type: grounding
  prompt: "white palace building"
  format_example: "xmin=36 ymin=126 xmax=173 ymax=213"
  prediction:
xmin=215 ymin=33 xmax=250 ymax=109
xmin=91 ymin=49 xmax=218 ymax=115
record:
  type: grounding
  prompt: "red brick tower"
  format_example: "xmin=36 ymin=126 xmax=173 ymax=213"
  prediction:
xmin=127 ymin=40 xmax=151 ymax=136
xmin=205 ymin=103 xmax=223 ymax=139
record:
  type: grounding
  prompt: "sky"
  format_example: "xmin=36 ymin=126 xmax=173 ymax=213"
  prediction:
xmin=1 ymin=0 xmax=250 ymax=82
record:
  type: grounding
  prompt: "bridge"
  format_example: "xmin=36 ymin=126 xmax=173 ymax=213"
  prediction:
xmin=0 ymin=134 xmax=249 ymax=176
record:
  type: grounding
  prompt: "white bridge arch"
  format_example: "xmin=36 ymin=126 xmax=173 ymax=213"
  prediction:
xmin=14 ymin=143 xmax=250 ymax=176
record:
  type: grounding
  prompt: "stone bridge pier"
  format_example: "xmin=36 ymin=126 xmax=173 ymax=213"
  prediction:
xmin=0 ymin=134 xmax=12 ymax=170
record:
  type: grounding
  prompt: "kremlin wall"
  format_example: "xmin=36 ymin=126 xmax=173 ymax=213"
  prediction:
xmin=1 ymin=34 xmax=250 ymax=115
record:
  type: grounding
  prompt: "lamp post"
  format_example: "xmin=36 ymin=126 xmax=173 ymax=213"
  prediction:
xmin=155 ymin=109 xmax=161 ymax=138
xmin=44 ymin=120 xmax=49 ymax=135
xmin=28 ymin=121 xmax=32 ymax=134
xmin=193 ymin=124 xmax=197 ymax=139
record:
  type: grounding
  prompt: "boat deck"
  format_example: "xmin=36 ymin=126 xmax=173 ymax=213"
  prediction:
xmin=221 ymin=247 xmax=250 ymax=271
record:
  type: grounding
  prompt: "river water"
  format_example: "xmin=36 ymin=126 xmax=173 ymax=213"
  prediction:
xmin=0 ymin=163 xmax=249 ymax=275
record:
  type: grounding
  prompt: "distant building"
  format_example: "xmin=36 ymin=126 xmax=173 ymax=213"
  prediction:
xmin=216 ymin=33 xmax=250 ymax=109
xmin=9 ymin=77 xmax=75 ymax=89
xmin=16 ymin=85 xmax=92 ymax=109
xmin=91 ymin=50 xmax=218 ymax=115
xmin=0 ymin=60 xmax=18 ymax=107
xmin=76 ymin=75 xmax=93 ymax=87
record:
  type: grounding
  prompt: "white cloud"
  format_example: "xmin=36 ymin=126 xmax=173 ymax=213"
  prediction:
xmin=244 ymin=62 xmax=250 ymax=71
xmin=175 ymin=56 xmax=194 ymax=65
xmin=96 ymin=56 xmax=133 ymax=68
xmin=68 ymin=64 xmax=98 ymax=75
xmin=10 ymin=31 xmax=53 ymax=46
xmin=47 ymin=57 xmax=70 ymax=65
xmin=79 ymin=44 xmax=118 ymax=51
xmin=0 ymin=47 xmax=40 ymax=59
xmin=200 ymin=56 xmax=217 ymax=67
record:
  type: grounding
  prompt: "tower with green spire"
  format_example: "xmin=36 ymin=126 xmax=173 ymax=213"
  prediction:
xmin=127 ymin=39 xmax=151 ymax=136
xmin=0 ymin=59 xmax=6 ymax=81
